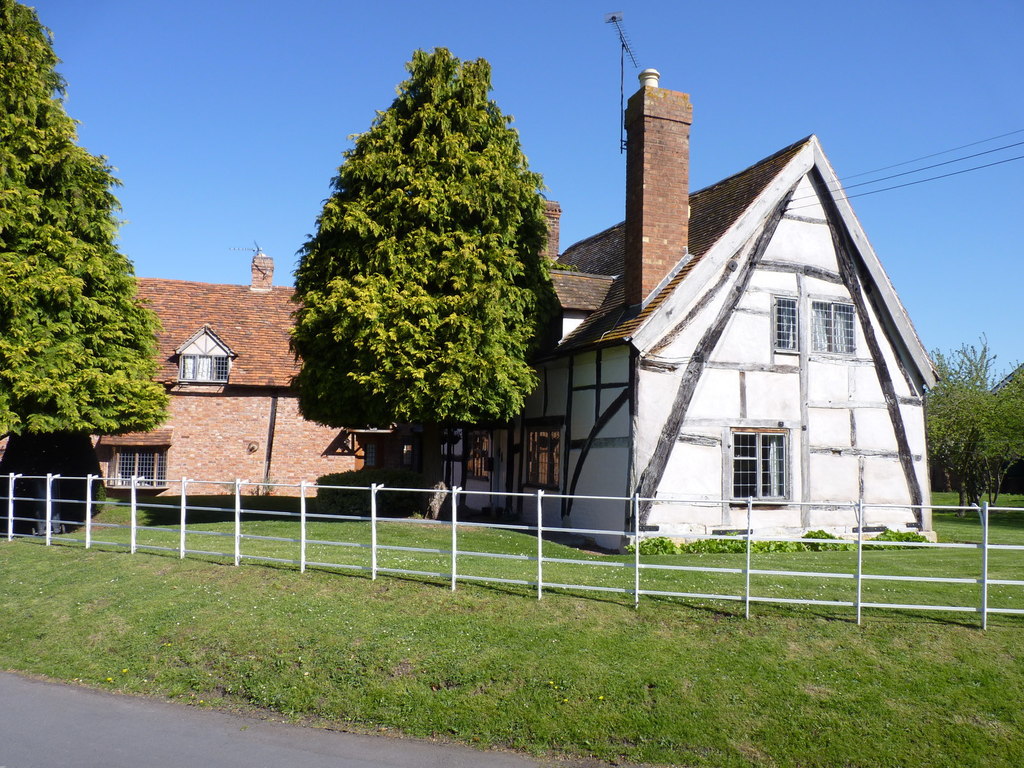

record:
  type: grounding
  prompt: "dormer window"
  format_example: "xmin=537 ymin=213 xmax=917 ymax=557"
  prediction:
xmin=180 ymin=354 xmax=230 ymax=382
xmin=176 ymin=325 xmax=234 ymax=383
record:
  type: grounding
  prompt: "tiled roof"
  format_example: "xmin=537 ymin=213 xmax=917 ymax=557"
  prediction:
xmin=556 ymin=137 xmax=811 ymax=352
xmin=136 ymin=279 xmax=297 ymax=388
xmin=550 ymin=271 xmax=615 ymax=312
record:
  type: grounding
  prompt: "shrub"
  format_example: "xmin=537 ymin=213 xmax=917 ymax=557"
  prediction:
xmin=802 ymin=530 xmax=855 ymax=552
xmin=680 ymin=537 xmax=809 ymax=554
xmin=316 ymin=469 xmax=428 ymax=518
xmin=866 ymin=529 xmax=928 ymax=550
xmin=626 ymin=536 xmax=678 ymax=555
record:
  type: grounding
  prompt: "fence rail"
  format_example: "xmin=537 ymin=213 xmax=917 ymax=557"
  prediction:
xmin=3 ymin=473 xmax=1023 ymax=629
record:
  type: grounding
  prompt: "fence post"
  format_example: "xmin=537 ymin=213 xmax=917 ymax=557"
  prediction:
xmin=233 ymin=479 xmax=242 ymax=567
xmin=85 ymin=474 xmax=94 ymax=549
xmin=536 ymin=489 xmax=545 ymax=600
xmin=299 ymin=480 xmax=307 ymax=574
xmin=450 ymin=486 xmax=461 ymax=592
xmin=44 ymin=473 xmax=55 ymax=545
xmin=633 ymin=493 xmax=641 ymax=609
xmin=179 ymin=478 xmax=188 ymax=559
xmin=370 ymin=484 xmax=379 ymax=580
xmin=6 ymin=473 xmax=15 ymax=541
xmin=744 ymin=497 xmax=753 ymax=619
xmin=130 ymin=476 xmax=138 ymax=554
xmin=856 ymin=499 xmax=864 ymax=626
xmin=980 ymin=501 xmax=990 ymax=631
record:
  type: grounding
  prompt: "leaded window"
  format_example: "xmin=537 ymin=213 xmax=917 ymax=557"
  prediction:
xmin=732 ymin=431 xmax=788 ymax=499
xmin=180 ymin=354 xmax=230 ymax=382
xmin=526 ymin=428 xmax=560 ymax=488
xmin=811 ymin=301 xmax=856 ymax=354
xmin=112 ymin=449 xmax=168 ymax=488
xmin=774 ymin=297 xmax=798 ymax=351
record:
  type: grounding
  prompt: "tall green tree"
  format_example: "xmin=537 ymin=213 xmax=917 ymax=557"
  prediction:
xmin=927 ymin=341 xmax=1024 ymax=505
xmin=0 ymin=0 xmax=167 ymax=515
xmin=292 ymin=48 xmax=555 ymax=473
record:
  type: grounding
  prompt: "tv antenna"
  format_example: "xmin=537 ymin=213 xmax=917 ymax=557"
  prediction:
xmin=230 ymin=240 xmax=264 ymax=256
xmin=605 ymin=11 xmax=639 ymax=153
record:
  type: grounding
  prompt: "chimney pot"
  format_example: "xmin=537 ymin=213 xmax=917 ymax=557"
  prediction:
xmin=638 ymin=68 xmax=661 ymax=88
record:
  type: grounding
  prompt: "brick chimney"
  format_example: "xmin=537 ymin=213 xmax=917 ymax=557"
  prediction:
xmin=250 ymin=250 xmax=274 ymax=292
xmin=624 ymin=68 xmax=693 ymax=306
xmin=543 ymin=200 xmax=562 ymax=263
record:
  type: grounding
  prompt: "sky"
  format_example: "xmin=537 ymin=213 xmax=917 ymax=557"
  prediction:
xmin=27 ymin=0 xmax=1024 ymax=372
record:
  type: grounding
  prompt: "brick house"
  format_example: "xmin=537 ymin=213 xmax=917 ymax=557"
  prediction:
xmin=96 ymin=254 xmax=419 ymax=495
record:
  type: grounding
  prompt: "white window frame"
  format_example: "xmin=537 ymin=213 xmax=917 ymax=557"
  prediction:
xmin=773 ymin=296 xmax=799 ymax=352
xmin=179 ymin=353 xmax=230 ymax=383
xmin=811 ymin=301 xmax=856 ymax=355
xmin=731 ymin=429 xmax=788 ymax=500
xmin=108 ymin=448 xmax=168 ymax=488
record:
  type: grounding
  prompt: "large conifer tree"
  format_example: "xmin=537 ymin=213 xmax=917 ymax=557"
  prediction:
xmin=293 ymin=48 xmax=555 ymax=434
xmin=0 ymin=1 xmax=166 ymax=500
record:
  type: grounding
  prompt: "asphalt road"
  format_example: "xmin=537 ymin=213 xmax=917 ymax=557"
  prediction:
xmin=0 ymin=672 xmax=548 ymax=768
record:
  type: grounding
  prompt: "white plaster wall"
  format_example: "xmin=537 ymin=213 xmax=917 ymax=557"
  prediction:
xmin=574 ymin=352 xmax=597 ymax=387
xmin=862 ymin=456 xmax=912 ymax=505
xmin=808 ymin=407 xmax=852 ymax=448
xmin=809 ymin=453 xmax=860 ymax=501
xmin=602 ymin=346 xmax=631 ymax=382
xmin=807 ymin=360 xmax=850 ymax=404
xmin=571 ymin=389 xmax=595 ymax=438
xmin=853 ymin=407 xmax=900 ymax=452
xmin=748 ymin=269 xmax=798 ymax=293
xmin=658 ymin=439 xmax=723 ymax=499
xmin=713 ymin=308 xmax=772 ymax=366
xmin=545 ymin=364 xmax=569 ymax=418
xmin=762 ymin=218 xmax=837 ymax=273
xmin=686 ymin=368 xmax=741 ymax=420
xmin=744 ymin=371 xmax=801 ymax=421
xmin=601 ymin=386 xmax=631 ymax=436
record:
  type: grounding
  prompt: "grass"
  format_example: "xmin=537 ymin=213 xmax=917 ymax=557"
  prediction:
xmin=2 ymin=493 xmax=1024 ymax=766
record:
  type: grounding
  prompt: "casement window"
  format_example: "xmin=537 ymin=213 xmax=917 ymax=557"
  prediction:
xmin=526 ymin=427 xmax=560 ymax=488
xmin=773 ymin=297 xmax=798 ymax=352
xmin=110 ymin=448 xmax=168 ymax=488
xmin=363 ymin=441 xmax=377 ymax=468
xmin=466 ymin=431 xmax=492 ymax=480
xmin=811 ymin=301 xmax=856 ymax=354
xmin=732 ymin=430 xmax=788 ymax=499
xmin=179 ymin=354 xmax=230 ymax=382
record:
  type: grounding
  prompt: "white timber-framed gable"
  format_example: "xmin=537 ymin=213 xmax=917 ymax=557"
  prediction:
xmin=624 ymin=138 xmax=934 ymax=539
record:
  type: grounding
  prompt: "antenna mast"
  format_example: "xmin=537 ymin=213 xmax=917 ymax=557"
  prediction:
xmin=604 ymin=11 xmax=639 ymax=153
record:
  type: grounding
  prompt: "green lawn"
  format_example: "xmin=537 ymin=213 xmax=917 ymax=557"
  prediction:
xmin=2 ymin=494 xmax=1023 ymax=766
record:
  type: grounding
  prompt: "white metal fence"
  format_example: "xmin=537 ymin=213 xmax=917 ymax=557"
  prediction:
xmin=3 ymin=472 xmax=1023 ymax=629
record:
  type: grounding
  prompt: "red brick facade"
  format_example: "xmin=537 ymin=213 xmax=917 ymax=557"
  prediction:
xmin=624 ymin=81 xmax=693 ymax=306
xmin=95 ymin=265 xmax=375 ymax=496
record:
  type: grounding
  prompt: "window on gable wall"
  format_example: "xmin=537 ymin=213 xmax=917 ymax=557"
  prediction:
xmin=773 ymin=297 xmax=798 ymax=351
xmin=811 ymin=301 xmax=856 ymax=354
xmin=732 ymin=430 xmax=788 ymax=499
xmin=526 ymin=427 xmax=560 ymax=488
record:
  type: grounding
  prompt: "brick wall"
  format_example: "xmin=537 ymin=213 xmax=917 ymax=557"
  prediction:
xmin=624 ymin=84 xmax=693 ymax=306
xmin=99 ymin=387 xmax=357 ymax=496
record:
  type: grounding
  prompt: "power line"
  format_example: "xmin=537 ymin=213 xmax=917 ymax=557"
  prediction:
xmin=840 ymin=127 xmax=1024 ymax=181
xmin=791 ymin=152 xmax=1024 ymax=211
xmin=837 ymin=139 xmax=1024 ymax=193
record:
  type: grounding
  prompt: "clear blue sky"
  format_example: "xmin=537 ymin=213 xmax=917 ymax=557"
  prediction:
xmin=30 ymin=0 xmax=1024 ymax=372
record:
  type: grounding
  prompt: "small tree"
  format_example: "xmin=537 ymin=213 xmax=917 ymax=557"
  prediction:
xmin=0 ymin=1 xmax=167 ymax=527
xmin=292 ymin=48 xmax=555 ymax=479
xmin=927 ymin=341 xmax=1024 ymax=505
